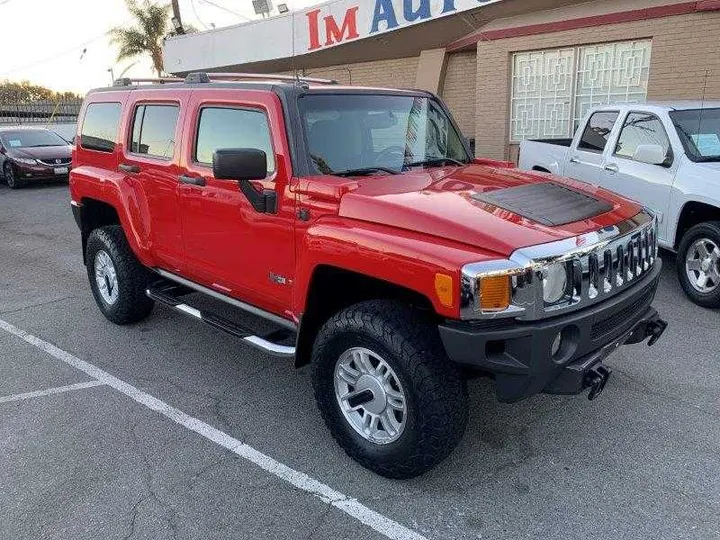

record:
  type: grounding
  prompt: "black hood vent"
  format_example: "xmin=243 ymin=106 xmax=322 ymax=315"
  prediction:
xmin=471 ymin=182 xmax=613 ymax=227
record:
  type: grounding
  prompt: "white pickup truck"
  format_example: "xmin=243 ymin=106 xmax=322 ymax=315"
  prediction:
xmin=519 ymin=102 xmax=720 ymax=308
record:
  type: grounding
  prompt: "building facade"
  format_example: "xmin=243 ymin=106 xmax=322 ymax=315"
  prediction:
xmin=164 ymin=0 xmax=720 ymax=161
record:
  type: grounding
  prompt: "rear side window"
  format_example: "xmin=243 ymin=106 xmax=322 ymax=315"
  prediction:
xmin=578 ymin=111 xmax=619 ymax=153
xmin=194 ymin=107 xmax=275 ymax=173
xmin=614 ymin=113 xmax=672 ymax=163
xmin=81 ymin=102 xmax=121 ymax=153
xmin=130 ymin=104 xmax=179 ymax=159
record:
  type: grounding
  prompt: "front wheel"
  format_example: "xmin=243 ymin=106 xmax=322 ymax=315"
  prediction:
xmin=311 ymin=301 xmax=468 ymax=479
xmin=4 ymin=162 xmax=21 ymax=189
xmin=85 ymin=225 xmax=154 ymax=324
xmin=676 ymin=221 xmax=720 ymax=308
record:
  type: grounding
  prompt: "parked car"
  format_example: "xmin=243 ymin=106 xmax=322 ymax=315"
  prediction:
xmin=0 ymin=126 xmax=72 ymax=189
xmin=519 ymin=102 xmax=720 ymax=308
xmin=70 ymin=73 xmax=667 ymax=478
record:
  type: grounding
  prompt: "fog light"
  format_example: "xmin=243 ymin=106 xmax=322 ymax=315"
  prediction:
xmin=550 ymin=331 xmax=563 ymax=357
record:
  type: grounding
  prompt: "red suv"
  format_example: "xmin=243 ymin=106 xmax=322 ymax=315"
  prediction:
xmin=70 ymin=73 xmax=667 ymax=478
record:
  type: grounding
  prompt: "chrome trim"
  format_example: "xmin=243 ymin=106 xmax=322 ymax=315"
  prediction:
xmin=70 ymin=200 xmax=81 ymax=207
xmin=243 ymin=336 xmax=296 ymax=358
xmin=461 ymin=211 xmax=658 ymax=321
xmin=176 ymin=304 xmax=202 ymax=318
xmin=155 ymin=269 xmax=297 ymax=330
xmin=37 ymin=158 xmax=71 ymax=166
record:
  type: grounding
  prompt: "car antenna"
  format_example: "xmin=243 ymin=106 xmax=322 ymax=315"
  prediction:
xmin=696 ymin=69 xmax=710 ymax=145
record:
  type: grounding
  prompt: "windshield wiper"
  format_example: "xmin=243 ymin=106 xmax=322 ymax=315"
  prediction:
xmin=333 ymin=167 xmax=399 ymax=177
xmin=402 ymin=158 xmax=466 ymax=170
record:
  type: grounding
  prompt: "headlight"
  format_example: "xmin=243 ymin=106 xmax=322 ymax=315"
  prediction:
xmin=14 ymin=157 xmax=37 ymax=165
xmin=542 ymin=263 xmax=568 ymax=304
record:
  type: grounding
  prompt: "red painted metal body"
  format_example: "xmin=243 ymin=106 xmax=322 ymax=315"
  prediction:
xmin=70 ymin=86 xmax=642 ymax=325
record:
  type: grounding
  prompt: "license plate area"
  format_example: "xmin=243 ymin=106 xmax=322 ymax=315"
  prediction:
xmin=54 ymin=167 xmax=69 ymax=174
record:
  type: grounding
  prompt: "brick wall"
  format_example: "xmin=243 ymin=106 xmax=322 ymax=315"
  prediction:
xmin=300 ymin=56 xmax=420 ymax=88
xmin=475 ymin=10 xmax=720 ymax=160
xmin=441 ymin=51 xmax=477 ymax=139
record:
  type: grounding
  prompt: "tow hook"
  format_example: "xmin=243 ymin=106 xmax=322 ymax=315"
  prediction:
xmin=646 ymin=319 xmax=668 ymax=346
xmin=585 ymin=365 xmax=612 ymax=401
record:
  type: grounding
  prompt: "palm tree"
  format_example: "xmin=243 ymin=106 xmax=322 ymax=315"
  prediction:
xmin=109 ymin=0 xmax=172 ymax=76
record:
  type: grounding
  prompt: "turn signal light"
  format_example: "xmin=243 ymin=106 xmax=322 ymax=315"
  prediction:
xmin=434 ymin=273 xmax=454 ymax=308
xmin=480 ymin=276 xmax=511 ymax=311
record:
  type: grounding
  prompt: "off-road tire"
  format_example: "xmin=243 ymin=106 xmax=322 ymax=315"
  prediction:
xmin=4 ymin=162 xmax=21 ymax=189
xmin=311 ymin=300 xmax=468 ymax=479
xmin=676 ymin=221 xmax=720 ymax=308
xmin=85 ymin=225 xmax=154 ymax=324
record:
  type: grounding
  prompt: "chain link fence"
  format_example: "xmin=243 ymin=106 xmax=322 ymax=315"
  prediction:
xmin=0 ymin=97 xmax=82 ymax=126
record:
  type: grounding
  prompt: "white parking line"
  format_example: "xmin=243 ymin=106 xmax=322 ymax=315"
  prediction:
xmin=0 ymin=380 xmax=105 ymax=404
xmin=0 ymin=318 xmax=428 ymax=540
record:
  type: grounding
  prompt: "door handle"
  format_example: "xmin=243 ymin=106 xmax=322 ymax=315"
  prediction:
xmin=179 ymin=174 xmax=206 ymax=187
xmin=119 ymin=163 xmax=140 ymax=174
xmin=604 ymin=163 xmax=619 ymax=173
xmin=569 ymin=156 xmax=580 ymax=164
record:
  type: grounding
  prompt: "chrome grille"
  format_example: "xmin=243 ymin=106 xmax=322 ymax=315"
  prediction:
xmin=519 ymin=211 xmax=658 ymax=320
xmin=460 ymin=211 xmax=659 ymax=321
xmin=37 ymin=158 xmax=71 ymax=166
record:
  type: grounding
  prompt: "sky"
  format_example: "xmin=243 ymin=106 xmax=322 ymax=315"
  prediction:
xmin=0 ymin=0 xmax=317 ymax=94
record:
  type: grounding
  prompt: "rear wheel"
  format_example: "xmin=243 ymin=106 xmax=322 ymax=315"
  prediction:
xmin=85 ymin=225 xmax=154 ymax=324
xmin=676 ymin=221 xmax=720 ymax=308
xmin=4 ymin=162 xmax=21 ymax=189
xmin=311 ymin=300 xmax=468 ymax=479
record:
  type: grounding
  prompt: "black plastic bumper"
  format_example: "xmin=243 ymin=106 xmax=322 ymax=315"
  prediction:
xmin=439 ymin=260 xmax=666 ymax=403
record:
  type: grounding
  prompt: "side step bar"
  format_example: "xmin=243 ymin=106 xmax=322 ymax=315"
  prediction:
xmin=146 ymin=283 xmax=296 ymax=358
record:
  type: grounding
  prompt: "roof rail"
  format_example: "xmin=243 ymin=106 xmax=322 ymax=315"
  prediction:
xmin=183 ymin=72 xmax=338 ymax=85
xmin=113 ymin=77 xmax=183 ymax=87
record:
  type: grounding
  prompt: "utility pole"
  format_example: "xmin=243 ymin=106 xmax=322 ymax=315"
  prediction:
xmin=171 ymin=0 xmax=185 ymax=34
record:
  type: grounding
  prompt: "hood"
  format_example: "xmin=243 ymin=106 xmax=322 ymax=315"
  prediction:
xmin=694 ymin=160 xmax=720 ymax=173
xmin=10 ymin=145 xmax=71 ymax=161
xmin=337 ymin=164 xmax=642 ymax=257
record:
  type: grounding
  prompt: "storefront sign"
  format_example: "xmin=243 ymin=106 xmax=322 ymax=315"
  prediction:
xmin=305 ymin=0 xmax=501 ymax=51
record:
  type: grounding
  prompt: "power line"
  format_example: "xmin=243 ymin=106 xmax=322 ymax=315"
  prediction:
xmin=198 ymin=0 xmax=253 ymax=22
xmin=0 ymin=0 xmax=166 ymax=78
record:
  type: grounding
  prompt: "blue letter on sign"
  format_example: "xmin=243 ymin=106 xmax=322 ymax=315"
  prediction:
xmin=403 ymin=0 xmax=430 ymax=22
xmin=441 ymin=0 xmax=455 ymax=14
xmin=371 ymin=0 xmax=399 ymax=33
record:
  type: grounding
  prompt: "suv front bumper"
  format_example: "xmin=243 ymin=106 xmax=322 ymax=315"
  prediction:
xmin=439 ymin=260 xmax=666 ymax=403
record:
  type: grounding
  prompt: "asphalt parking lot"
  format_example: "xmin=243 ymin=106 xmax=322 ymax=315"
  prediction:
xmin=0 ymin=183 xmax=718 ymax=540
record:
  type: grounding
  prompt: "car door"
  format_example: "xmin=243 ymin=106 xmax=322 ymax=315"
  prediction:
xmin=120 ymin=93 xmax=188 ymax=272
xmin=565 ymin=111 xmax=620 ymax=184
xmin=177 ymin=90 xmax=295 ymax=315
xmin=600 ymin=111 xmax=677 ymax=243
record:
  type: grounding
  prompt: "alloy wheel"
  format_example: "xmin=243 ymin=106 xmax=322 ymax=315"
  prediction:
xmin=334 ymin=347 xmax=407 ymax=445
xmin=94 ymin=250 xmax=120 ymax=305
xmin=685 ymin=237 xmax=720 ymax=293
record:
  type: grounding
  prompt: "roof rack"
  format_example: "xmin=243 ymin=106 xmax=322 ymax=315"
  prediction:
xmin=113 ymin=77 xmax=183 ymax=87
xmin=183 ymin=72 xmax=338 ymax=85
xmin=111 ymin=72 xmax=338 ymax=88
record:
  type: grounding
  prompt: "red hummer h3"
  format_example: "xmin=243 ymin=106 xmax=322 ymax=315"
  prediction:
xmin=70 ymin=73 xmax=667 ymax=478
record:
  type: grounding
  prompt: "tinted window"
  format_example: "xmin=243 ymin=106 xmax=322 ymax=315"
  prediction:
xmin=81 ymin=102 xmax=121 ymax=153
xmin=195 ymin=107 xmax=275 ymax=172
xmin=298 ymin=94 xmax=469 ymax=174
xmin=578 ymin=112 xmax=619 ymax=153
xmin=130 ymin=104 xmax=179 ymax=159
xmin=0 ymin=129 xmax=68 ymax=148
xmin=615 ymin=113 xmax=671 ymax=163
xmin=670 ymin=108 xmax=720 ymax=162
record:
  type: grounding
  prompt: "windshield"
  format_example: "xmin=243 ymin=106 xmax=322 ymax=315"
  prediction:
xmin=298 ymin=94 xmax=470 ymax=175
xmin=669 ymin=108 xmax=720 ymax=162
xmin=0 ymin=129 xmax=68 ymax=149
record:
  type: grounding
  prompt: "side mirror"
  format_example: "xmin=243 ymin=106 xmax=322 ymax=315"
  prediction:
xmin=633 ymin=144 xmax=666 ymax=166
xmin=212 ymin=148 xmax=276 ymax=213
xmin=213 ymin=148 xmax=267 ymax=181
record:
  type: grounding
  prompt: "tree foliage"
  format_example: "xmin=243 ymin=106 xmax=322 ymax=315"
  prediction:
xmin=0 ymin=80 xmax=82 ymax=104
xmin=109 ymin=0 xmax=173 ymax=76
